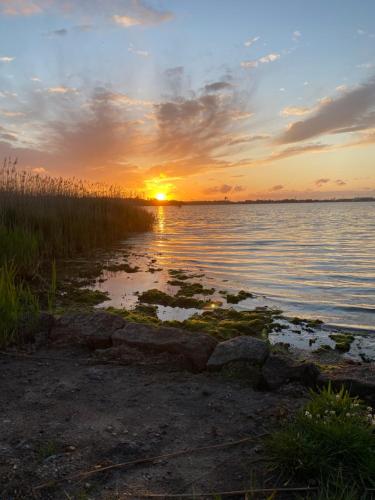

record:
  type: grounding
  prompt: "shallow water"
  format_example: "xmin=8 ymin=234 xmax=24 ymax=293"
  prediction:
xmin=124 ymin=202 xmax=375 ymax=331
xmin=94 ymin=202 xmax=375 ymax=331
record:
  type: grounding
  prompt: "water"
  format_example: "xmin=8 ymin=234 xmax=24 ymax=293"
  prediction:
xmin=118 ymin=202 xmax=374 ymax=332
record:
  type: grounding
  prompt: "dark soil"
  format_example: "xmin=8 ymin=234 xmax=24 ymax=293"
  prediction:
xmin=0 ymin=347 xmax=308 ymax=499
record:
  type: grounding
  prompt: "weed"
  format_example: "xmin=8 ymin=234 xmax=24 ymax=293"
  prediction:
xmin=268 ymin=384 xmax=375 ymax=495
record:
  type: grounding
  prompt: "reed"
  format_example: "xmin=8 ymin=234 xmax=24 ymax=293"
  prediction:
xmin=0 ymin=158 xmax=154 ymax=269
xmin=0 ymin=158 xmax=154 ymax=345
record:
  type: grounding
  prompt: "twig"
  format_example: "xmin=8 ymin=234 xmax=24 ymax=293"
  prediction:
xmin=34 ymin=434 xmax=267 ymax=491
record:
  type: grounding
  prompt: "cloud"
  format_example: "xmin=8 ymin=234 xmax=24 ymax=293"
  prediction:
xmin=128 ymin=43 xmax=149 ymax=57
xmin=241 ymin=53 xmax=280 ymax=69
xmin=280 ymin=106 xmax=312 ymax=116
xmin=0 ymin=0 xmax=43 ymax=15
xmin=203 ymin=184 xmax=244 ymax=195
xmin=0 ymin=56 xmax=15 ymax=62
xmin=336 ymin=179 xmax=346 ymax=186
xmin=270 ymin=184 xmax=284 ymax=191
xmin=204 ymin=81 xmax=232 ymax=93
xmin=112 ymin=0 xmax=173 ymax=28
xmin=227 ymin=134 xmax=269 ymax=146
xmin=292 ymin=30 xmax=302 ymax=42
xmin=315 ymin=178 xmax=330 ymax=187
xmin=47 ymin=86 xmax=76 ymax=94
xmin=277 ymin=77 xmax=375 ymax=143
xmin=244 ymin=36 xmax=260 ymax=47
xmin=46 ymin=28 xmax=67 ymax=37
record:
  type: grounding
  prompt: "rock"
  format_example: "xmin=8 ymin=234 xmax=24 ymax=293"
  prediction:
xmin=112 ymin=323 xmax=217 ymax=371
xmin=50 ymin=312 xmax=126 ymax=349
xmin=317 ymin=363 xmax=375 ymax=404
xmin=19 ymin=312 xmax=55 ymax=343
xmin=207 ymin=336 xmax=269 ymax=370
xmin=262 ymin=354 xmax=320 ymax=390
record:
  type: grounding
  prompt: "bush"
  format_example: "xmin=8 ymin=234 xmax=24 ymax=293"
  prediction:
xmin=268 ymin=384 xmax=375 ymax=495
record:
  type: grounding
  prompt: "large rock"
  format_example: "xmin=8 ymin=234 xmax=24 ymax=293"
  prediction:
xmin=318 ymin=364 xmax=375 ymax=404
xmin=112 ymin=323 xmax=217 ymax=371
xmin=207 ymin=336 xmax=269 ymax=370
xmin=50 ymin=312 xmax=126 ymax=349
xmin=262 ymin=354 xmax=320 ymax=390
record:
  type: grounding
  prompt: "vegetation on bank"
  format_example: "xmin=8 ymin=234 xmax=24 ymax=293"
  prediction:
xmin=0 ymin=158 xmax=154 ymax=345
xmin=268 ymin=384 xmax=375 ymax=497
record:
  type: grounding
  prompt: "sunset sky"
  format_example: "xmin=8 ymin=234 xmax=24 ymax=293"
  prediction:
xmin=0 ymin=0 xmax=374 ymax=200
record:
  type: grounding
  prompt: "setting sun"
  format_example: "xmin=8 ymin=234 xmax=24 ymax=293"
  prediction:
xmin=155 ymin=193 xmax=167 ymax=201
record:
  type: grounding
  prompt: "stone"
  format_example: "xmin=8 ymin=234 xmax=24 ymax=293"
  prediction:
xmin=318 ymin=363 xmax=375 ymax=405
xmin=112 ymin=323 xmax=217 ymax=371
xmin=207 ymin=336 xmax=269 ymax=370
xmin=19 ymin=312 xmax=55 ymax=343
xmin=50 ymin=312 xmax=126 ymax=349
xmin=262 ymin=354 xmax=320 ymax=390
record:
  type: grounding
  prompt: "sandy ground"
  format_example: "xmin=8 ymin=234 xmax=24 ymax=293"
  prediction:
xmin=0 ymin=346 xmax=308 ymax=499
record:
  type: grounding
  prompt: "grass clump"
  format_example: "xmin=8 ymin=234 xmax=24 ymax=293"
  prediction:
xmin=0 ymin=263 xmax=39 ymax=347
xmin=329 ymin=333 xmax=355 ymax=352
xmin=268 ymin=384 xmax=375 ymax=495
xmin=166 ymin=307 xmax=277 ymax=340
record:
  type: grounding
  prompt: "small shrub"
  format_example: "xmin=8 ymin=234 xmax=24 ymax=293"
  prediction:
xmin=268 ymin=384 xmax=375 ymax=495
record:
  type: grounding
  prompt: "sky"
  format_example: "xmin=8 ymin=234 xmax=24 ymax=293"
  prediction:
xmin=0 ymin=0 xmax=374 ymax=201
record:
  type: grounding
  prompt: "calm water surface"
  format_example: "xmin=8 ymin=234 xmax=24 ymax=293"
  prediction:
xmin=125 ymin=202 xmax=375 ymax=331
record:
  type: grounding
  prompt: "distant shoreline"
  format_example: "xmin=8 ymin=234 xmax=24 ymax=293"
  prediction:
xmin=136 ymin=197 xmax=375 ymax=206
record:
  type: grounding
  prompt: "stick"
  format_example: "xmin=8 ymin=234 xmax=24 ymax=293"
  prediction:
xmin=113 ymin=487 xmax=319 ymax=498
xmin=34 ymin=434 xmax=266 ymax=491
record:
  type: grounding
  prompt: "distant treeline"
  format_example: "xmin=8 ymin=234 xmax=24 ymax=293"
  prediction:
xmin=130 ymin=197 xmax=375 ymax=206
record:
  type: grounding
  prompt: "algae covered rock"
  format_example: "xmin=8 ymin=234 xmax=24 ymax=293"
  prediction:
xmin=112 ymin=322 xmax=217 ymax=371
xmin=50 ymin=311 xmax=126 ymax=349
xmin=207 ymin=336 xmax=269 ymax=370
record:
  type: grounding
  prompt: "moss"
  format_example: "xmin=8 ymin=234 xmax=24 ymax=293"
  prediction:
xmin=329 ymin=333 xmax=355 ymax=352
xmin=223 ymin=290 xmax=253 ymax=304
xmin=138 ymin=288 xmax=209 ymax=309
xmin=165 ymin=306 xmax=278 ymax=341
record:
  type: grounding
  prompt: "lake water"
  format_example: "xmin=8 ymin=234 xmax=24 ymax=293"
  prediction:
xmin=117 ymin=202 xmax=374 ymax=332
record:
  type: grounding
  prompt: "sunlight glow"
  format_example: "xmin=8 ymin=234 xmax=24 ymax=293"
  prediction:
xmin=155 ymin=192 xmax=167 ymax=201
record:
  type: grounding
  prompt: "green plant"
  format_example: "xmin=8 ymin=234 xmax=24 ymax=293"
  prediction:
xmin=0 ymin=262 xmax=39 ymax=347
xmin=268 ymin=384 xmax=375 ymax=496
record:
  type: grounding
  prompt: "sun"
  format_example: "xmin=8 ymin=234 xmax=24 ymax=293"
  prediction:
xmin=155 ymin=192 xmax=167 ymax=201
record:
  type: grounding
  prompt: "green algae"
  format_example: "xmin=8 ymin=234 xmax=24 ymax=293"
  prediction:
xmin=329 ymin=333 xmax=355 ymax=352
xmin=168 ymin=269 xmax=205 ymax=281
xmin=222 ymin=290 xmax=253 ymax=304
xmin=138 ymin=288 xmax=209 ymax=309
xmin=176 ymin=282 xmax=215 ymax=297
xmin=106 ymin=304 xmax=160 ymax=325
xmin=104 ymin=263 xmax=139 ymax=273
xmin=165 ymin=307 xmax=278 ymax=341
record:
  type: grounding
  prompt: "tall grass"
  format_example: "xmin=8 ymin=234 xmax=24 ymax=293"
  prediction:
xmin=0 ymin=263 xmax=39 ymax=347
xmin=0 ymin=158 xmax=154 ymax=345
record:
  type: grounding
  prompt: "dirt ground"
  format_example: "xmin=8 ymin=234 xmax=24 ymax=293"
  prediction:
xmin=0 ymin=346 xmax=309 ymax=500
